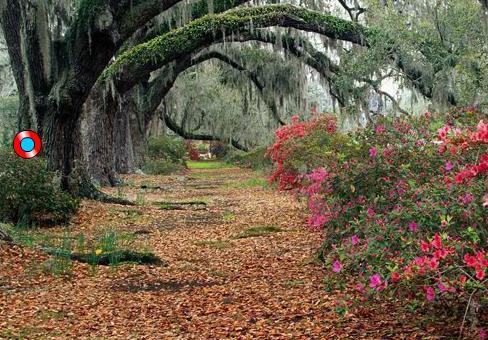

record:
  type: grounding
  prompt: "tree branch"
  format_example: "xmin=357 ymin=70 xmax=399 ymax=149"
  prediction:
xmin=161 ymin=108 xmax=249 ymax=151
xmin=103 ymin=4 xmax=370 ymax=93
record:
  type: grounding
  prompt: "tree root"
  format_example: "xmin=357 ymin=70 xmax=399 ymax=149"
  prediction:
xmin=75 ymin=176 xmax=135 ymax=205
xmin=0 ymin=226 xmax=13 ymax=243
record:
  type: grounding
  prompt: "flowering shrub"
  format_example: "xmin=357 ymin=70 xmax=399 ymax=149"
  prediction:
xmin=269 ymin=109 xmax=487 ymax=333
xmin=184 ymin=141 xmax=200 ymax=161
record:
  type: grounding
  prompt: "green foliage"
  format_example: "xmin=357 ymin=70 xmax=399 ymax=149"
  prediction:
xmin=143 ymin=159 xmax=185 ymax=175
xmin=0 ymin=148 xmax=78 ymax=226
xmin=225 ymin=146 xmax=272 ymax=171
xmin=147 ymin=135 xmax=186 ymax=163
xmin=144 ymin=136 xmax=187 ymax=175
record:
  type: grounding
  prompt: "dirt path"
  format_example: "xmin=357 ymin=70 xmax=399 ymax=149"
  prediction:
xmin=1 ymin=164 xmax=449 ymax=338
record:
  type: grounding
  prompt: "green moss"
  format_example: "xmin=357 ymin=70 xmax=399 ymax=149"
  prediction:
xmin=101 ymin=4 xmax=372 ymax=82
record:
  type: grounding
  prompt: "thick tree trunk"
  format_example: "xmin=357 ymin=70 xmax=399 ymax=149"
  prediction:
xmin=81 ymin=84 xmax=118 ymax=186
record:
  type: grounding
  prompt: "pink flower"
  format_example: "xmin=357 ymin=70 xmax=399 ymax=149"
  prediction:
xmin=479 ymin=328 xmax=487 ymax=340
xmin=367 ymin=207 xmax=375 ymax=217
xmin=355 ymin=283 xmax=365 ymax=293
xmin=460 ymin=193 xmax=474 ymax=205
xmin=291 ymin=115 xmax=299 ymax=123
xmin=437 ymin=282 xmax=447 ymax=293
xmin=375 ymin=125 xmax=385 ymax=134
xmin=369 ymin=147 xmax=378 ymax=158
xmin=425 ymin=286 xmax=435 ymax=301
xmin=308 ymin=215 xmax=328 ymax=229
xmin=483 ymin=195 xmax=488 ymax=208
xmin=351 ymin=235 xmax=360 ymax=245
xmin=332 ymin=260 xmax=342 ymax=273
xmin=369 ymin=274 xmax=387 ymax=291
xmin=408 ymin=221 xmax=418 ymax=233
xmin=309 ymin=168 xmax=328 ymax=183
xmin=438 ymin=126 xmax=451 ymax=140
xmin=445 ymin=161 xmax=453 ymax=171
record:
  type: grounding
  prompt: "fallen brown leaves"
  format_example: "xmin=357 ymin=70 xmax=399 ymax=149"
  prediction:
xmin=0 ymin=166 xmax=463 ymax=338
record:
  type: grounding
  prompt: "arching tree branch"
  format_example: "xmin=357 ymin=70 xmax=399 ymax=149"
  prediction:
xmin=161 ymin=108 xmax=249 ymax=151
xmin=103 ymin=4 xmax=370 ymax=92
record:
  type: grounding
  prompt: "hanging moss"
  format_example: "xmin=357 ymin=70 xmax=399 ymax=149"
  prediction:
xmin=101 ymin=4 xmax=371 ymax=85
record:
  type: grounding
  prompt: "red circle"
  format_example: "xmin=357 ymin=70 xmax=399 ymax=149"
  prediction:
xmin=13 ymin=130 xmax=42 ymax=159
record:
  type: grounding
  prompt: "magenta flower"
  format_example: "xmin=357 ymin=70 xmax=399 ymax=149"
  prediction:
xmin=408 ymin=221 xmax=418 ymax=233
xmin=369 ymin=274 xmax=385 ymax=291
xmin=437 ymin=282 xmax=447 ymax=293
xmin=355 ymin=283 xmax=365 ymax=293
xmin=479 ymin=328 xmax=487 ymax=340
xmin=367 ymin=207 xmax=375 ymax=217
xmin=351 ymin=235 xmax=360 ymax=245
xmin=375 ymin=125 xmax=385 ymax=134
xmin=309 ymin=167 xmax=328 ymax=183
xmin=332 ymin=260 xmax=342 ymax=273
xmin=369 ymin=147 xmax=378 ymax=158
xmin=460 ymin=193 xmax=474 ymax=205
xmin=445 ymin=161 xmax=453 ymax=171
xmin=425 ymin=286 xmax=435 ymax=301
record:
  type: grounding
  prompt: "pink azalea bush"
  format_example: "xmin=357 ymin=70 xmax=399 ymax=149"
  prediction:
xmin=269 ymin=108 xmax=487 ymax=332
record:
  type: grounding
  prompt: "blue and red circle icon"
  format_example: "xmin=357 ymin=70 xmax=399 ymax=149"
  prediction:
xmin=13 ymin=130 xmax=41 ymax=159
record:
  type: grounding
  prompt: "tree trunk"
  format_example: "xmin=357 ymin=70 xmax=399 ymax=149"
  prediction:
xmin=81 ymin=83 xmax=118 ymax=186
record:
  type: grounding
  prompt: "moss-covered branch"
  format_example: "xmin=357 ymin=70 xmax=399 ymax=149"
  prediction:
xmin=122 ymin=0 xmax=249 ymax=53
xmin=102 ymin=4 xmax=371 ymax=93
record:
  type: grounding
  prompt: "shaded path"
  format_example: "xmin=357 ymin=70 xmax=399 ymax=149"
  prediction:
xmin=1 ymin=164 xmax=451 ymax=338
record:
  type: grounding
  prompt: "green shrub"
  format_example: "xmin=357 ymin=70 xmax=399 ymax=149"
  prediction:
xmin=143 ymin=159 xmax=185 ymax=175
xmin=147 ymin=136 xmax=186 ymax=164
xmin=225 ymin=146 xmax=272 ymax=170
xmin=197 ymin=143 xmax=208 ymax=154
xmin=0 ymin=148 xmax=78 ymax=226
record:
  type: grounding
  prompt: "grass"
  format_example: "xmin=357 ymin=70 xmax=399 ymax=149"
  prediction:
xmin=194 ymin=239 xmax=231 ymax=250
xmin=187 ymin=160 xmax=234 ymax=170
xmin=234 ymin=225 xmax=283 ymax=239
xmin=227 ymin=177 xmax=268 ymax=189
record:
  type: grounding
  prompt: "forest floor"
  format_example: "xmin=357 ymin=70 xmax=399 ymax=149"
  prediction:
xmin=1 ymin=162 xmax=463 ymax=338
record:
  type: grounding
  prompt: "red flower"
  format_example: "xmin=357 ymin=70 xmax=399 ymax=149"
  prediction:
xmin=420 ymin=240 xmax=431 ymax=252
xmin=431 ymin=233 xmax=442 ymax=249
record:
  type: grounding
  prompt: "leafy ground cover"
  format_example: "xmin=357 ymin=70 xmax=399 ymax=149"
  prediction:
xmin=0 ymin=163 xmax=474 ymax=338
